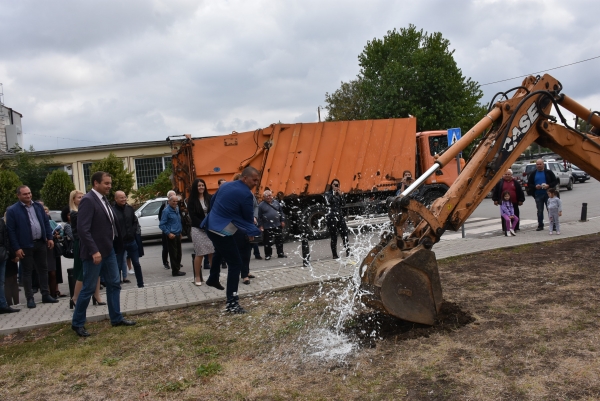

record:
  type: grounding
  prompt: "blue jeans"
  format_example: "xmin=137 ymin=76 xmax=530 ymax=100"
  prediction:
xmin=534 ymin=192 xmax=549 ymax=228
xmin=207 ymin=230 xmax=248 ymax=304
xmin=0 ymin=259 xmax=7 ymax=309
xmin=72 ymin=249 xmax=123 ymax=327
xmin=117 ymin=240 xmax=144 ymax=288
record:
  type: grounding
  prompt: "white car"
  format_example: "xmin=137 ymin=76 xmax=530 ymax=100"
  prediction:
xmin=135 ymin=197 xmax=168 ymax=239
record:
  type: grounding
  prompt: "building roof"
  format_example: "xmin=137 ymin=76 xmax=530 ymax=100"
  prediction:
xmin=11 ymin=139 xmax=170 ymax=157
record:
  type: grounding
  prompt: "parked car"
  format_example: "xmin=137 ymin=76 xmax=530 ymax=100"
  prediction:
xmin=135 ymin=197 xmax=168 ymax=239
xmin=523 ymin=160 xmax=574 ymax=193
xmin=571 ymin=165 xmax=590 ymax=183
xmin=48 ymin=210 xmax=63 ymax=222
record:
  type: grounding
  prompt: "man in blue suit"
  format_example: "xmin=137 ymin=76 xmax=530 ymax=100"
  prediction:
xmin=6 ymin=185 xmax=58 ymax=308
xmin=71 ymin=171 xmax=135 ymax=337
xmin=202 ymin=167 xmax=261 ymax=314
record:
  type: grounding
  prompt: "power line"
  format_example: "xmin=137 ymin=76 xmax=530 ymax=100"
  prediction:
xmin=481 ymin=55 xmax=600 ymax=86
xmin=23 ymin=132 xmax=106 ymax=144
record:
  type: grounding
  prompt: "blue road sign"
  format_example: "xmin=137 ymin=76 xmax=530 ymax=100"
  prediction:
xmin=447 ymin=128 xmax=461 ymax=146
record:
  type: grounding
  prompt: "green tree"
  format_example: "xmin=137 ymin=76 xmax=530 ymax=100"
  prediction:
xmin=0 ymin=170 xmax=23 ymax=214
xmin=131 ymin=168 xmax=173 ymax=206
xmin=12 ymin=146 xmax=53 ymax=201
xmin=90 ymin=153 xmax=135 ymax=201
xmin=40 ymin=170 xmax=76 ymax=210
xmin=325 ymin=25 xmax=486 ymax=132
xmin=324 ymin=79 xmax=366 ymax=121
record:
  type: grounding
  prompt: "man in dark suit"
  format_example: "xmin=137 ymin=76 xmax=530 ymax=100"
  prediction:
xmin=5 ymin=185 xmax=58 ymax=308
xmin=71 ymin=171 xmax=135 ymax=337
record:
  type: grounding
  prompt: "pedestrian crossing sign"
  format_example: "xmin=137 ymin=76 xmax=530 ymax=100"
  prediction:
xmin=447 ymin=128 xmax=461 ymax=146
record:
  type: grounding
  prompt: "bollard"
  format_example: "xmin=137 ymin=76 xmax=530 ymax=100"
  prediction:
xmin=580 ymin=203 xmax=588 ymax=222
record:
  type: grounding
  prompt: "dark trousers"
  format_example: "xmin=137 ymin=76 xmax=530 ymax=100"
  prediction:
xmin=167 ymin=235 xmax=182 ymax=275
xmin=161 ymin=233 xmax=169 ymax=265
xmin=535 ymin=192 xmax=549 ymax=228
xmin=500 ymin=203 xmax=521 ymax=232
xmin=21 ymin=240 xmax=51 ymax=299
xmin=207 ymin=230 xmax=249 ymax=304
xmin=251 ymin=243 xmax=261 ymax=257
xmin=263 ymin=227 xmax=284 ymax=257
xmin=327 ymin=216 xmax=349 ymax=257
xmin=117 ymin=240 xmax=144 ymax=287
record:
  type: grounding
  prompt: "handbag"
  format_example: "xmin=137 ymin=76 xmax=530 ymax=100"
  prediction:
xmin=53 ymin=240 xmax=64 ymax=258
xmin=62 ymin=237 xmax=74 ymax=259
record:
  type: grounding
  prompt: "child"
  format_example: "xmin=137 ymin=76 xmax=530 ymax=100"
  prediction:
xmin=547 ymin=187 xmax=562 ymax=234
xmin=500 ymin=191 xmax=519 ymax=236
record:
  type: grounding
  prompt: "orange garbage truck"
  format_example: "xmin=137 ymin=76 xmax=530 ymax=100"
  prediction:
xmin=169 ymin=118 xmax=462 ymax=238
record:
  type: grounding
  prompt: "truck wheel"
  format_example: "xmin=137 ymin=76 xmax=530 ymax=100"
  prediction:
xmin=302 ymin=205 xmax=330 ymax=240
xmin=566 ymin=178 xmax=574 ymax=190
xmin=420 ymin=188 xmax=447 ymax=208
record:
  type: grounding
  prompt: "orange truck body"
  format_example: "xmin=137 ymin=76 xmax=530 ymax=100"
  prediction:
xmin=170 ymin=118 xmax=462 ymax=237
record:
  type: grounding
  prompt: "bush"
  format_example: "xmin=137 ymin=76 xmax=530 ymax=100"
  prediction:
xmin=40 ymin=170 xmax=76 ymax=210
xmin=0 ymin=170 xmax=23 ymax=214
xmin=90 ymin=153 xmax=135 ymax=201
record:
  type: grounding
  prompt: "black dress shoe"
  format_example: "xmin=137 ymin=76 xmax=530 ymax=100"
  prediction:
xmin=27 ymin=298 xmax=36 ymax=308
xmin=254 ymin=255 xmax=263 ymax=260
xmin=247 ymin=274 xmax=256 ymax=279
xmin=206 ymin=280 xmax=225 ymax=290
xmin=277 ymin=254 xmax=287 ymax=258
xmin=172 ymin=271 xmax=186 ymax=277
xmin=122 ymin=279 xmax=131 ymax=284
xmin=42 ymin=295 xmax=59 ymax=303
xmin=72 ymin=325 xmax=90 ymax=337
xmin=112 ymin=319 xmax=136 ymax=327
xmin=536 ymin=226 xmax=544 ymax=231
xmin=0 ymin=306 xmax=20 ymax=314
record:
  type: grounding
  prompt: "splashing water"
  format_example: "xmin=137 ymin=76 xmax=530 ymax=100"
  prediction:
xmin=287 ymin=215 xmax=397 ymax=361
xmin=304 ymin=328 xmax=356 ymax=361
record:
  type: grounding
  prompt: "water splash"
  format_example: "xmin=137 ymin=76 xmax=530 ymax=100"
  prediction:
xmin=287 ymin=215 xmax=395 ymax=361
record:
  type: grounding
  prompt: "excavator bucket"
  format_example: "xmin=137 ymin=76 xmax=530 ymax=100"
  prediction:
xmin=360 ymin=244 xmax=443 ymax=325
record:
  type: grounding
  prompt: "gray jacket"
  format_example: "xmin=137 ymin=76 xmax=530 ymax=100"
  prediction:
xmin=547 ymin=197 xmax=562 ymax=212
xmin=257 ymin=200 xmax=286 ymax=230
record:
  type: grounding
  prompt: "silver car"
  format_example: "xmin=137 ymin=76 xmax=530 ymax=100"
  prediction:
xmin=135 ymin=197 xmax=168 ymax=239
xmin=523 ymin=161 xmax=574 ymax=192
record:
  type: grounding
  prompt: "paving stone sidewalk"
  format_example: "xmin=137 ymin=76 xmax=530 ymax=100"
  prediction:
xmin=2 ymin=217 xmax=599 ymax=335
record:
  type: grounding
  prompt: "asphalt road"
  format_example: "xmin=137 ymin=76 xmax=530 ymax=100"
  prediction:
xmin=56 ymin=178 xmax=599 ymax=289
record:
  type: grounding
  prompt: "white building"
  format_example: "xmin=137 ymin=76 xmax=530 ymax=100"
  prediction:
xmin=0 ymin=104 xmax=23 ymax=152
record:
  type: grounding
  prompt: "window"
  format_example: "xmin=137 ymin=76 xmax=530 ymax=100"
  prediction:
xmin=134 ymin=156 xmax=172 ymax=188
xmin=429 ymin=136 xmax=447 ymax=156
xmin=140 ymin=200 xmax=164 ymax=217
xmin=82 ymin=162 xmax=93 ymax=189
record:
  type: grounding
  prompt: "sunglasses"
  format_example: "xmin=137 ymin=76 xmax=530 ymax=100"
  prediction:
xmin=332 ymin=183 xmax=339 ymax=187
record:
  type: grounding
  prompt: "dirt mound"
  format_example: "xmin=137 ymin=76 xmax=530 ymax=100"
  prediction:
xmin=343 ymin=301 xmax=475 ymax=347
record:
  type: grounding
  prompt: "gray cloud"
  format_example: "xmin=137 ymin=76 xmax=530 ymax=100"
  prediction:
xmin=1 ymin=0 xmax=599 ymax=151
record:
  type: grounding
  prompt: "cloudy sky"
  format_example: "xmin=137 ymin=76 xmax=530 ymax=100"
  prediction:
xmin=1 ymin=0 xmax=599 ymax=151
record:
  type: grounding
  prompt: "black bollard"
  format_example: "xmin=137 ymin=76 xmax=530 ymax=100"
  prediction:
xmin=580 ymin=203 xmax=588 ymax=222
xmin=301 ymin=237 xmax=310 ymax=267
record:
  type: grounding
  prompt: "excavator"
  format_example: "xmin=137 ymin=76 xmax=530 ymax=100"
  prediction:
xmin=359 ymin=74 xmax=600 ymax=325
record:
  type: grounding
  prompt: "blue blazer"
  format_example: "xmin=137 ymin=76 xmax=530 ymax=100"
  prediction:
xmin=201 ymin=181 xmax=261 ymax=237
xmin=6 ymin=201 xmax=53 ymax=250
xmin=77 ymin=191 xmax=123 ymax=260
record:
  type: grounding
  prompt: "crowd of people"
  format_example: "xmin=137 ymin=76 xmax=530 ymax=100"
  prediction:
xmin=0 ymin=158 xmax=570 ymax=331
xmin=492 ymin=159 xmax=563 ymax=236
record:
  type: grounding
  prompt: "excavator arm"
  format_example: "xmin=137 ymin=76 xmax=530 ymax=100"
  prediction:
xmin=360 ymin=74 xmax=600 ymax=324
